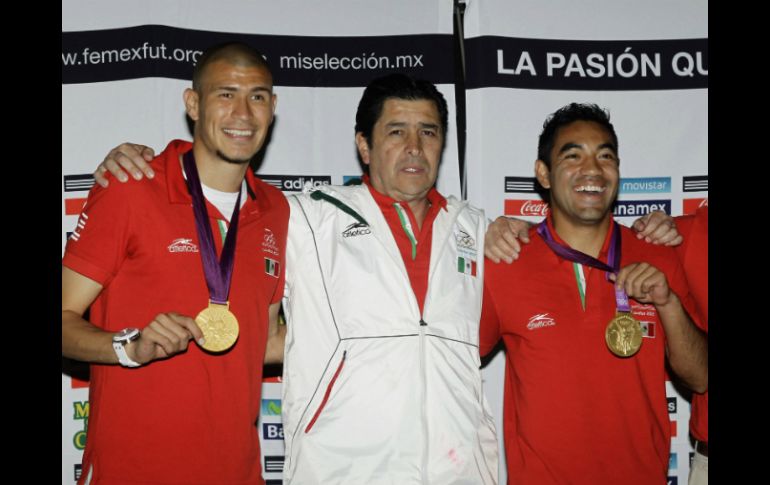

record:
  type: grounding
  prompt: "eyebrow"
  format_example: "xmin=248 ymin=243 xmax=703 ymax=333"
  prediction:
xmin=557 ymin=141 xmax=617 ymax=154
xmin=384 ymin=121 xmax=441 ymax=130
xmin=556 ymin=142 xmax=581 ymax=155
xmin=216 ymin=85 xmax=273 ymax=94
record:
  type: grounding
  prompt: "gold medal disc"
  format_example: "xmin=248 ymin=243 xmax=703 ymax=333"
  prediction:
xmin=195 ymin=302 xmax=239 ymax=352
xmin=605 ymin=312 xmax=643 ymax=357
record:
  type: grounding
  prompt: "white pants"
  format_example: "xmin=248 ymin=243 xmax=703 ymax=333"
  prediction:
xmin=688 ymin=448 xmax=708 ymax=485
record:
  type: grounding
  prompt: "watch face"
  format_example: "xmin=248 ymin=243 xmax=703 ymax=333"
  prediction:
xmin=114 ymin=327 xmax=140 ymax=342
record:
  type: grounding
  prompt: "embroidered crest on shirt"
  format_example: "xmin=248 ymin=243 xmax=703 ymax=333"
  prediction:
xmin=263 ymin=228 xmax=280 ymax=256
xmin=527 ymin=313 xmax=556 ymax=330
xmin=631 ymin=302 xmax=657 ymax=338
xmin=455 ymin=228 xmax=478 ymax=277
xmin=167 ymin=238 xmax=199 ymax=253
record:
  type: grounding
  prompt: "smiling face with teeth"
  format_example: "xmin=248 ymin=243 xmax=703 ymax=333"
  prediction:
xmin=535 ymin=120 xmax=619 ymax=232
xmin=184 ymin=59 xmax=276 ymax=167
xmin=356 ymin=98 xmax=443 ymax=209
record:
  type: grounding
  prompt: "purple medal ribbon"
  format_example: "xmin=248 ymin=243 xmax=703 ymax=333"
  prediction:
xmin=182 ymin=150 xmax=242 ymax=305
xmin=536 ymin=220 xmax=631 ymax=312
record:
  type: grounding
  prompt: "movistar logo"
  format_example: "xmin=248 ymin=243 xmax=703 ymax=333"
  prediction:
xmin=619 ymin=177 xmax=671 ymax=194
xmin=261 ymin=399 xmax=282 ymax=415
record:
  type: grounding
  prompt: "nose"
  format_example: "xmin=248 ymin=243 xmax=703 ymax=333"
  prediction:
xmin=232 ymin=95 xmax=253 ymax=120
xmin=580 ymin=154 xmax=601 ymax=175
xmin=405 ymin=130 xmax=422 ymax=156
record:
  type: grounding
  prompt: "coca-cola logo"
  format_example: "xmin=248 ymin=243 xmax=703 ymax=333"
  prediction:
xmin=505 ymin=199 xmax=550 ymax=217
xmin=521 ymin=200 xmax=549 ymax=216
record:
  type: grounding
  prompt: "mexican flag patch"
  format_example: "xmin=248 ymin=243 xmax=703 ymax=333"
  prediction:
xmin=457 ymin=256 xmax=477 ymax=276
xmin=265 ymin=258 xmax=280 ymax=278
xmin=640 ymin=321 xmax=656 ymax=338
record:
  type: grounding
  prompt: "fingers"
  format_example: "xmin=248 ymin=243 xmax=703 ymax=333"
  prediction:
xmin=167 ymin=311 xmax=205 ymax=346
xmin=131 ymin=312 xmax=200 ymax=363
xmin=658 ymin=226 xmax=683 ymax=247
xmin=484 ymin=216 xmax=530 ymax=264
xmin=633 ymin=211 xmax=681 ymax=246
xmin=615 ymin=263 xmax=670 ymax=305
xmin=506 ymin=218 xmax=532 ymax=244
xmin=486 ymin=240 xmax=518 ymax=264
xmin=93 ymin=143 xmax=156 ymax=188
xmin=93 ymin=163 xmax=111 ymax=188
xmin=645 ymin=218 xmax=681 ymax=246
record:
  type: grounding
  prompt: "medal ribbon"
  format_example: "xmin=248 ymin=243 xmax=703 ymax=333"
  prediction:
xmin=182 ymin=150 xmax=242 ymax=305
xmin=536 ymin=220 xmax=631 ymax=312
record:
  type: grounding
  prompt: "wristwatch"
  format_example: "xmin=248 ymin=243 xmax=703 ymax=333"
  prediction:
xmin=112 ymin=327 xmax=141 ymax=367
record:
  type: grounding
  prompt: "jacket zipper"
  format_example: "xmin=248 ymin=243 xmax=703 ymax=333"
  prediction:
xmin=419 ymin=319 xmax=429 ymax=484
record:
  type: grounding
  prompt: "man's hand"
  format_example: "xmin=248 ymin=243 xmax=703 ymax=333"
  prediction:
xmin=612 ymin=261 xmax=707 ymax=393
xmin=611 ymin=262 xmax=672 ymax=307
xmin=632 ymin=211 xmax=682 ymax=246
xmin=128 ymin=312 xmax=204 ymax=365
xmin=94 ymin=143 xmax=156 ymax=187
xmin=484 ymin=216 xmax=532 ymax=264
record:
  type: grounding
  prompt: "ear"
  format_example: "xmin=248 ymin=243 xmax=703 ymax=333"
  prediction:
xmin=355 ymin=132 xmax=371 ymax=165
xmin=270 ymin=93 xmax=278 ymax=118
xmin=535 ymin=159 xmax=551 ymax=189
xmin=183 ymin=88 xmax=200 ymax=122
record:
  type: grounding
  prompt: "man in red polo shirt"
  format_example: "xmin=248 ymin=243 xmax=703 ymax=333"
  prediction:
xmin=480 ymin=103 xmax=707 ymax=484
xmin=62 ymin=43 xmax=288 ymax=485
xmin=675 ymin=202 xmax=708 ymax=484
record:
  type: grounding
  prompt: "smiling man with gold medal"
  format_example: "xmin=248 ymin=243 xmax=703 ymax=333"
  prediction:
xmin=480 ymin=103 xmax=708 ymax=484
xmin=62 ymin=43 xmax=289 ymax=485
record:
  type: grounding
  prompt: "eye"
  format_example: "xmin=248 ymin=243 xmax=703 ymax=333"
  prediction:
xmin=421 ymin=129 xmax=437 ymax=137
xmin=598 ymin=151 xmax=618 ymax=162
xmin=252 ymin=93 xmax=266 ymax=102
xmin=389 ymin=129 xmax=403 ymax=136
xmin=218 ymin=92 xmax=233 ymax=99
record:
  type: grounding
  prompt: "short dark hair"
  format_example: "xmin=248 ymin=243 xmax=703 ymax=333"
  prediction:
xmin=354 ymin=73 xmax=448 ymax=147
xmin=192 ymin=42 xmax=272 ymax=92
xmin=537 ymin=103 xmax=618 ymax=168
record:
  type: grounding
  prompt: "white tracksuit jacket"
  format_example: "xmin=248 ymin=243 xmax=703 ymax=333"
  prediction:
xmin=282 ymin=184 xmax=498 ymax=484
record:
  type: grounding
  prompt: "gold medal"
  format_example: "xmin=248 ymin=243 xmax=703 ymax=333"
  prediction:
xmin=195 ymin=302 xmax=239 ymax=352
xmin=605 ymin=312 xmax=642 ymax=357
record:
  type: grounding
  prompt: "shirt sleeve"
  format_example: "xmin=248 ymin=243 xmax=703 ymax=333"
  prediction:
xmin=479 ymin=270 xmax=502 ymax=356
xmin=663 ymin=246 xmax=704 ymax=333
xmin=269 ymin=194 xmax=290 ymax=305
xmin=62 ymin=181 xmax=134 ymax=287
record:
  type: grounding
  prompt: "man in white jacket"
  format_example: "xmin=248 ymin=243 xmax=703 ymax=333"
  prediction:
xmin=280 ymin=74 xmax=499 ymax=484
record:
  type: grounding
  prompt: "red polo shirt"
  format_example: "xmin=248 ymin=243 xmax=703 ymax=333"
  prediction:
xmin=363 ymin=175 xmax=447 ymax=314
xmin=481 ymin=217 xmax=697 ymax=485
xmin=676 ymin=205 xmax=708 ymax=443
xmin=63 ymin=140 xmax=289 ymax=485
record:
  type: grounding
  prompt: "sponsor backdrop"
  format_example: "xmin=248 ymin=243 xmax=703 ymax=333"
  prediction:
xmin=62 ymin=1 xmax=706 ymax=483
